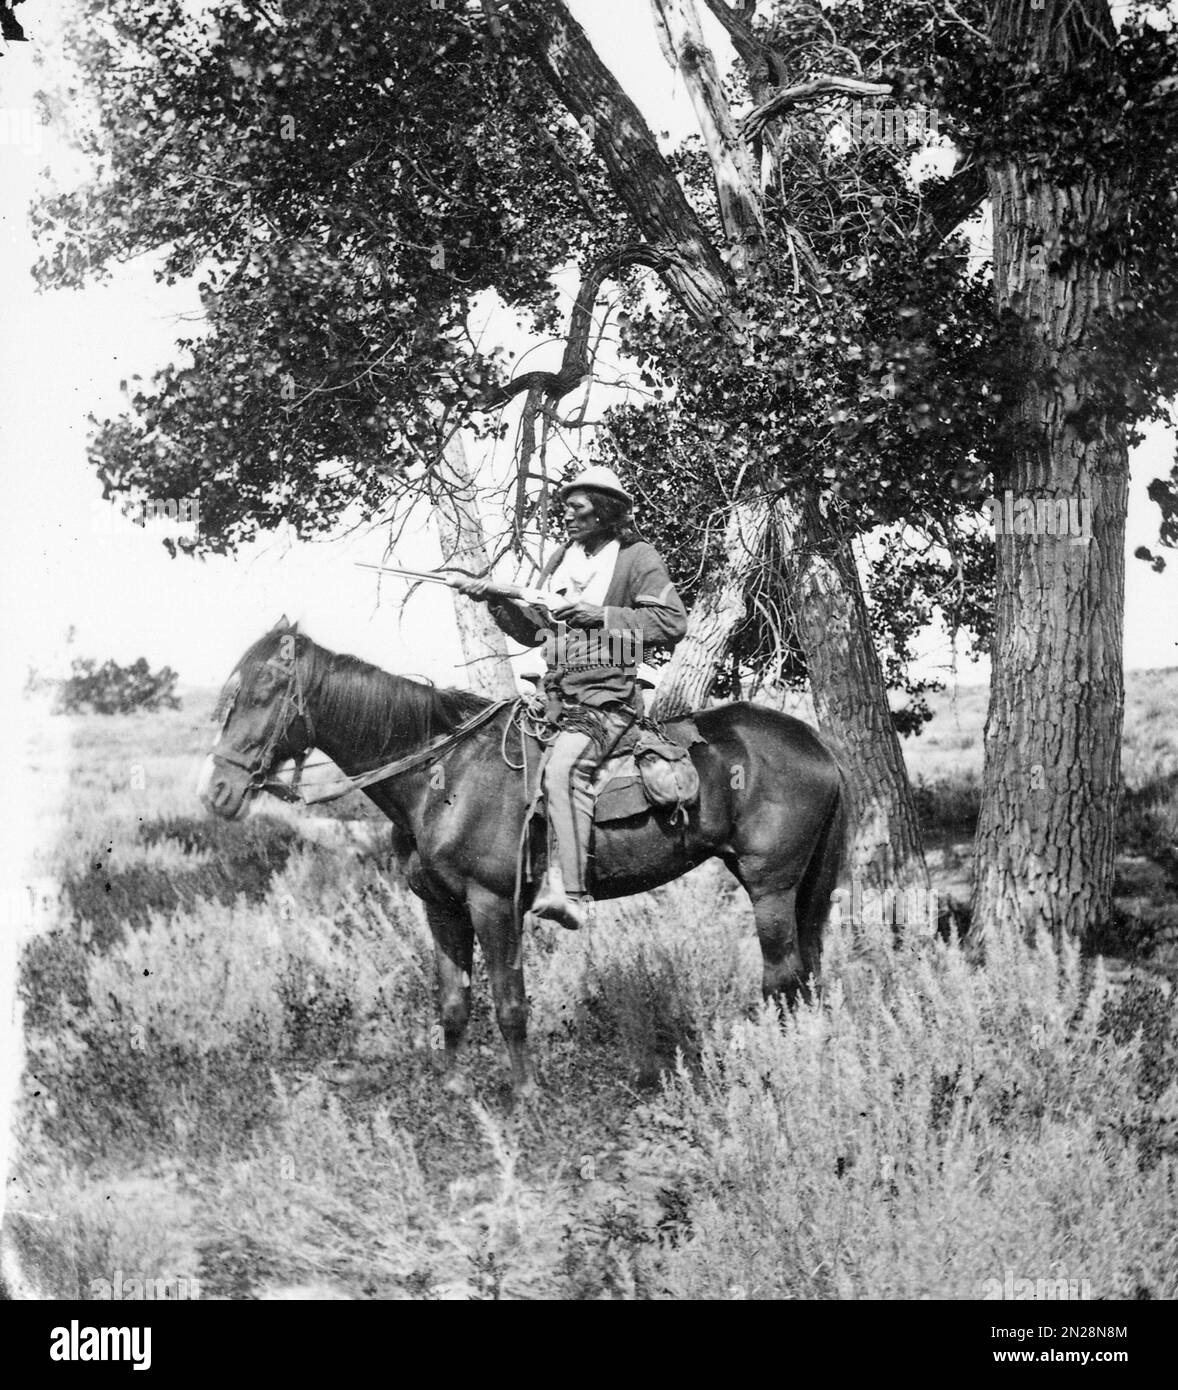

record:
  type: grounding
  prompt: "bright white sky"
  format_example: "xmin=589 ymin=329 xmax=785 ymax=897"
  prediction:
xmin=1 ymin=0 xmax=1176 ymax=698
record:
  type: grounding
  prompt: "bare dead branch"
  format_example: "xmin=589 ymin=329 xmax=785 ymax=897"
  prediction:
xmin=483 ymin=243 xmax=671 ymax=409
xmin=741 ymin=75 xmax=893 ymax=142
xmin=699 ymin=0 xmax=789 ymax=87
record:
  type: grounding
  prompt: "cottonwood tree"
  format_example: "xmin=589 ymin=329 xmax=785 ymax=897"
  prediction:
xmin=493 ymin=0 xmax=990 ymax=890
xmin=39 ymin=1 xmax=603 ymax=686
xmin=951 ymin=0 xmax=1178 ymax=940
xmin=586 ymin=0 xmax=1178 ymax=940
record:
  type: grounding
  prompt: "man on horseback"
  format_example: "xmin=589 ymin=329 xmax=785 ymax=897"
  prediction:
xmin=456 ymin=466 xmax=687 ymax=930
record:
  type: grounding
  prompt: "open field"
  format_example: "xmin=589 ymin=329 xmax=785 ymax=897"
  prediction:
xmin=5 ymin=675 xmax=1178 ymax=1299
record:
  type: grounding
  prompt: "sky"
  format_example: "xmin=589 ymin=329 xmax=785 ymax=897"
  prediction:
xmin=0 ymin=0 xmax=1176 ymax=703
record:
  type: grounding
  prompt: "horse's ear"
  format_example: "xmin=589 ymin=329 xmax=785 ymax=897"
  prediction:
xmin=290 ymin=620 xmax=300 ymax=634
xmin=272 ymin=614 xmax=290 ymax=631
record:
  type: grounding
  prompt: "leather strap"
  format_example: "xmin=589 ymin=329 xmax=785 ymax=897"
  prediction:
xmin=265 ymin=698 xmax=513 ymax=806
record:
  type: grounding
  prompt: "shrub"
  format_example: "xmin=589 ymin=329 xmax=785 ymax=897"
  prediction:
xmin=51 ymin=656 xmax=181 ymax=715
xmin=57 ymin=815 xmax=302 ymax=945
xmin=632 ymin=918 xmax=1178 ymax=1300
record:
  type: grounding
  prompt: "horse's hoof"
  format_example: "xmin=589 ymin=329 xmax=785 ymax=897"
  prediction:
xmin=513 ymin=1076 xmax=540 ymax=1102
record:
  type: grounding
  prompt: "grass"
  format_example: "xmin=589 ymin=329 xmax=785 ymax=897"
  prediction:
xmin=6 ymin=675 xmax=1178 ymax=1299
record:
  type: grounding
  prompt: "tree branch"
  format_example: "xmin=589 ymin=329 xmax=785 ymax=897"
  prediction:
xmin=741 ymin=75 xmax=893 ymax=142
xmin=650 ymin=0 xmax=767 ymax=271
xmin=699 ymin=0 xmax=789 ymax=88
xmin=918 ymin=162 xmax=989 ymax=252
xmin=502 ymin=0 xmax=732 ymax=320
xmin=483 ymin=243 xmax=667 ymax=409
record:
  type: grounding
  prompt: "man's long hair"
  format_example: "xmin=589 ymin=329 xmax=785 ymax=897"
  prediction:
xmin=581 ymin=487 xmax=639 ymax=543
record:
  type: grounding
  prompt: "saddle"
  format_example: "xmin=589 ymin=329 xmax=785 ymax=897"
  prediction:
xmin=518 ymin=704 xmax=705 ymax=827
xmin=513 ymin=702 xmax=705 ymax=904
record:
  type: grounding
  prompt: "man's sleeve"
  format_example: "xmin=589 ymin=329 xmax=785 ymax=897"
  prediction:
xmin=483 ymin=549 xmax=564 ymax=650
xmin=485 ymin=597 xmax=547 ymax=648
xmin=602 ymin=544 xmax=688 ymax=650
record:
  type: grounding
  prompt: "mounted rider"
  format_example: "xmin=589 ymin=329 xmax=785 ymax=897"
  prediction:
xmin=456 ymin=466 xmax=688 ymax=930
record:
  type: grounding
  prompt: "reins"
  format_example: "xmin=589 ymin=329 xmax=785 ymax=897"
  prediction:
xmin=216 ymin=650 xmax=519 ymax=807
xmin=269 ymin=697 xmax=514 ymax=805
xmin=212 ymin=653 xmax=316 ymax=800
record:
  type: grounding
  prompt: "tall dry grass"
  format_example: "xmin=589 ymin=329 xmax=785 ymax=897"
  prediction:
xmin=8 ymin=681 xmax=1178 ymax=1298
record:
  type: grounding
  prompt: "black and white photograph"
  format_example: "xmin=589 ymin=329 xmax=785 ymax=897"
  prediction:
xmin=2 ymin=0 xmax=1177 ymax=1334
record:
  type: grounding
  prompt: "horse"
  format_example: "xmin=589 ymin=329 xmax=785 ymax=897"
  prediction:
xmin=200 ymin=619 xmax=847 ymax=1095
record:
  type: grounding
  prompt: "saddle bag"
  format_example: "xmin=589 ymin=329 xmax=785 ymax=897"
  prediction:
xmin=633 ymin=732 xmax=700 ymax=824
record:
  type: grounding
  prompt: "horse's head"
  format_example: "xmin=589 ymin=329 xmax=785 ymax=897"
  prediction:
xmin=201 ymin=618 xmax=316 ymax=819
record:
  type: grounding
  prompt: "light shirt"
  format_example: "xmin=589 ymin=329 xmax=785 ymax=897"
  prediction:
xmin=547 ymin=538 xmax=620 ymax=608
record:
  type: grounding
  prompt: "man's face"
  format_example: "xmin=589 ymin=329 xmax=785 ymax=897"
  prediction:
xmin=563 ymin=490 xmax=603 ymax=546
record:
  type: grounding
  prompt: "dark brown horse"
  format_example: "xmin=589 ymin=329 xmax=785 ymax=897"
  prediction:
xmin=201 ymin=620 xmax=846 ymax=1094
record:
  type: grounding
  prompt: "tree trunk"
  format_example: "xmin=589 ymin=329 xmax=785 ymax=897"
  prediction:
xmin=971 ymin=0 xmax=1127 ymax=942
xmin=434 ymin=433 xmax=518 ymax=701
xmin=972 ymin=161 xmax=1127 ymax=942
xmin=780 ymin=507 xmax=928 ymax=890
xmin=651 ymin=494 xmax=771 ymax=716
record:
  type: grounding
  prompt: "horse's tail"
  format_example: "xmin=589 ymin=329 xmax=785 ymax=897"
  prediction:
xmin=794 ymin=760 xmax=849 ymax=962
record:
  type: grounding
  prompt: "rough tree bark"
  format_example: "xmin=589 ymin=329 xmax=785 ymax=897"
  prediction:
xmin=973 ymin=0 xmax=1129 ymax=939
xmin=973 ymin=5 xmax=1128 ymax=941
xmin=650 ymin=495 xmax=773 ymax=715
xmin=778 ymin=508 xmax=928 ymax=884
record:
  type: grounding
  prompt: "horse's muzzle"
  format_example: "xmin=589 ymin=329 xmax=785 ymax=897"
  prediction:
xmin=199 ymin=756 xmax=251 ymax=819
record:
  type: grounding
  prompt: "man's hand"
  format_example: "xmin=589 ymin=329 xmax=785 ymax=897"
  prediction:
xmin=453 ymin=577 xmax=494 ymax=600
xmin=552 ymin=599 xmax=605 ymax=628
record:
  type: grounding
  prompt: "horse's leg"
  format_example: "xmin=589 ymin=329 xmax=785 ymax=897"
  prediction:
xmin=746 ymin=878 xmax=810 ymax=1010
xmin=467 ymin=886 xmax=535 ymax=1097
xmin=792 ymin=797 xmax=844 ymax=987
xmin=423 ymin=899 xmax=475 ymax=1096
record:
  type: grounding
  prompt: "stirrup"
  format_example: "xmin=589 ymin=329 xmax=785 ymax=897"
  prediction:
xmin=530 ymin=872 xmax=591 ymax=931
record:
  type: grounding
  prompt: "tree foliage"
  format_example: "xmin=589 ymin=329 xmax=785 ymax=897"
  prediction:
xmin=36 ymin=0 xmax=630 ymax=551
xmin=33 ymin=0 xmax=1178 ymax=711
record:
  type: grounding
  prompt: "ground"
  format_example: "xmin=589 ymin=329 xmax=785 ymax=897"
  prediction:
xmin=4 ymin=674 xmax=1177 ymax=1299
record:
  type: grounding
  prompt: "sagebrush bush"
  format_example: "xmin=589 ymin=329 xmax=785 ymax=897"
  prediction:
xmin=6 ymin=1140 xmax=201 ymax=1299
xmin=633 ymin=918 xmax=1178 ymax=1299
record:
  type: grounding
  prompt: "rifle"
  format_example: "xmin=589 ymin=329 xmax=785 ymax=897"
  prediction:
xmin=355 ymin=562 xmax=564 ymax=612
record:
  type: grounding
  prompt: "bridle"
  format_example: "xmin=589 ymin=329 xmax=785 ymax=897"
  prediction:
xmin=212 ymin=650 xmax=316 ymax=801
xmin=211 ymin=641 xmax=519 ymax=807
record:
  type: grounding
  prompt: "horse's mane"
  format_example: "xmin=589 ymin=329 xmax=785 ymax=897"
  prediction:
xmin=226 ymin=628 xmax=491 ymax=764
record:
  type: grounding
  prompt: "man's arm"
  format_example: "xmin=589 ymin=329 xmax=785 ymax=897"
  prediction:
xmin=485 ymin=596 xmax=547 ymax=648
xmin=467 ymin=547 xmax=567 ymax=649
xmin=602 ymin=544 xmax=687 ymax=650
